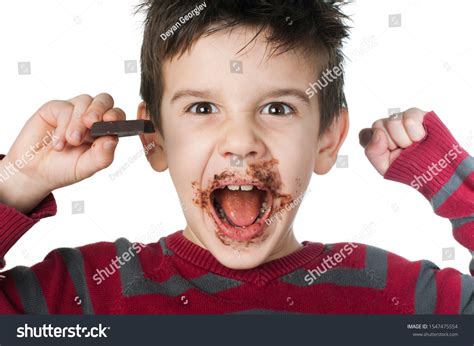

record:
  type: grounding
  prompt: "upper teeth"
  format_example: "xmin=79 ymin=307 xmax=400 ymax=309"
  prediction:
xmin=227 ymin=184 xmax=254 ymax=191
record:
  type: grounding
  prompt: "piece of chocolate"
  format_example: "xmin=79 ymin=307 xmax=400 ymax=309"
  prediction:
xmin=90 ymin=120 xmax=155 ymax=138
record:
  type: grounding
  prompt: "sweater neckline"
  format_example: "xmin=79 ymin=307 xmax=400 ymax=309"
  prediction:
xmin=166 ymin=230 xmax=325 ymax=286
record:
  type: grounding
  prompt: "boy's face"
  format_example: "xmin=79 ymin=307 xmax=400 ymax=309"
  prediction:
xmin=139 ymin=26 xmax=348 ymax=269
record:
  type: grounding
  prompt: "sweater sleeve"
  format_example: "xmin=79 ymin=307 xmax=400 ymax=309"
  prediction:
xmin=383 ymin=111 xmax=474 ymax=313
xmin=0 ymin=154 xmax=57 ymax=269
xmin=0 ymin=154 xmax=59 ymax=313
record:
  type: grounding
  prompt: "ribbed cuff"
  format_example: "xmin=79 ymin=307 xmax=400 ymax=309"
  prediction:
xmin=0 ymin=154 xmax=57 ymax=269
xmin=383 ymin=111 xmax=469 ymax=200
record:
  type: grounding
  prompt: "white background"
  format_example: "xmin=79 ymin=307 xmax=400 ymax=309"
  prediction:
xmin=0 ymin=0 xmax=473 ymax=273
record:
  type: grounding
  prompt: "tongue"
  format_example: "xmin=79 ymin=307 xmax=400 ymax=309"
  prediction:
xmin=214 ymin=188 xmax=264 ymax=227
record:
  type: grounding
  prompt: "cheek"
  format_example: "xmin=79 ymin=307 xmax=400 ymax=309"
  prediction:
xmin=167 ymin=141 xmax=205 ymax=179
xmin=270 ymin=121 xmax=316 ymax=161
xmin=164 ymin=129 xmax=213 ymax=190
xmin=268 ymin=128 xmax=316 ymax=191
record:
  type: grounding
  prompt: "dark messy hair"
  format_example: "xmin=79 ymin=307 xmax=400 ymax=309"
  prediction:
xmin=134 ymin=0 xmax=351 ymax=136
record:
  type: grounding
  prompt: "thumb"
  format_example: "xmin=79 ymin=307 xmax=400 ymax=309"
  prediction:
xmin=75 ymin=136 xmax=119 ymax=181
xmin=360 ymin=128 xmax=391 ymax=175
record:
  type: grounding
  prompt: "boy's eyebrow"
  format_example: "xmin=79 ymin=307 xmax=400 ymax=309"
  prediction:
xmin=170 ymin=88 xmax=311 ymax=104
xmin=263 ymin=88 xmax=311 ymax=105
xmin=170 ymin=89 xmax=212 ymax=104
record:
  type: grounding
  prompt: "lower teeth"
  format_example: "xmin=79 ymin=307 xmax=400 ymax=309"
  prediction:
xmin=258 ymin=202 xmax=269 ymax=218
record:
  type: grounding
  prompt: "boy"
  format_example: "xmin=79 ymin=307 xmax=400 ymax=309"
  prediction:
xmin=0 ymin=0 xmax=472 ymax=314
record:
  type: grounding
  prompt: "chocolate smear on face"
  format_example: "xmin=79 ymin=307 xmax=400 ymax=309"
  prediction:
xmin=191 ymin=159 xmax=294 ymax=246
xmin=246 ymin=159 xmax=293 ymax=211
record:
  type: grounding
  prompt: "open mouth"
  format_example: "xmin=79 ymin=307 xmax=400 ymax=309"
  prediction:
xmin=209 ymin=181 xmax=273 ymax=242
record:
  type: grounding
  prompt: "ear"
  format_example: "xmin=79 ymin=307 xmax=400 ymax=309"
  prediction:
xmin=137 ymin=101 xmax=168 ymax=172
xmin=314 ymin=107 xmax=349 ymax=175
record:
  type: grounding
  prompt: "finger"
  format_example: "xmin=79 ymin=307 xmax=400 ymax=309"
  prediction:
xmin=365 ymin=128 xmax=391 ymax=175
xmin=65 ymin=94 xmax=93 ymax=146
xmin=75 ymin=136 xmax=119 ymax=180
xmin=372 ymin=119 xmax=398 ymax=151
xmin=385 ymin=116 xmax=413 ymax=148
xmin=403 ymin=108 xmax=427 ymax=142
xmin=52 ymin=110 xmax=71 ymax=151
xmin=82 ymin=93 xmax=115 ymax=128
xmin=403 ymin=117 xmax=426 ymax=142
xmin=36 ymin=100 xmax=74 ymax=151
xmin=103 ymin=107 xmax=126 ymax=122
xmin=80 ymin=108 xmax=126 ymax=145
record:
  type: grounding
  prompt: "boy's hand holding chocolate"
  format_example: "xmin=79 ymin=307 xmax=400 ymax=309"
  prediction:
xmin=0 ymin=93 xmax=124 ymax=214
xmin=359 ymin=108 xmax=428 ymax=176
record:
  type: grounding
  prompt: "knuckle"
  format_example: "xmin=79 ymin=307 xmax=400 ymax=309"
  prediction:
xmin=95 ymin=93 xmax=114 ymax=106
xmin=402 ymin=116 xmax=414 ymax=128
xmin=78 ymin=94 xmax=93 ymax=101
xmin=73 ymin=94 xmax=93 ymax=105
xmin=372 ymin=119 xmax=384 ymax=129
xmin=405 ymin=107 xmax=425 ymax=118
xmin=364 ymin=145 xmax=374 ymax=157
xmin=113 ymin=107 xmax=126 ymax=118
xmin=41 ymin=99 xmax=59 ymax=109
xmin=40 ymin=100 xmax=70 ymax=112
xmin=67 ymin=95 xmax=93 ymax=113
xmin=114 ymin=107 xmax=125 ymax=114
xmin=97 ymin=155 xmax=113 ymax=169
xmin=38 ymin=100 xmax=73 ymax=121
xmin=91 ymin=99 xmax=109 ymax=113
xmin=386 ymin=117 xmax=397 ymax=128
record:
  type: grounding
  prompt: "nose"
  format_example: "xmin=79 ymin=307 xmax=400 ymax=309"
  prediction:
xmin=217 ymin=118 xmax=266 ymax=165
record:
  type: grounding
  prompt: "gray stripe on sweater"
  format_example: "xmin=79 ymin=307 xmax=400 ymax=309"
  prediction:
xmin=414 ymin=260 xmax=438 ymax=314
xmin=10 ymin=266 xmax=49 ymax=314
xmin=159 ymin=237 xmax=174 ymax=256
xmin=470 ymin=251 xmax=474 ymax=274
xmin=115 ymin=238 xmax=241 ymax=297
xmin=450 ymin=214 xmax=474 ymax=229
xmin=191 ymin=273 xmax=242 ymax=294
xmin=460 ymin=274 xmax=474 ymax=314
xmin=431 ymin=156 xmax=474 ymax=210
xmin=280 ymin=245 xmax=387 ymax=289
xmin=57 ymin=248 xmax=95 ymax=314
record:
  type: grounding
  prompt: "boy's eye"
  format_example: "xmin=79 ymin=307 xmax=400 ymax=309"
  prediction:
xmin=186 ymin=102 xmax=218 ymax=114
xmin=261 ymin=102 xmax=295 ymax=116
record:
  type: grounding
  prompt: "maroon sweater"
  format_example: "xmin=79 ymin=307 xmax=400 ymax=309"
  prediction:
xmin=0 ymin=111 xmax=472 ymax=314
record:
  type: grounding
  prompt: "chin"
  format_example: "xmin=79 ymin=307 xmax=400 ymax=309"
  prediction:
xmin=209 ymin=239 xmax=274 ymax=270
xmin=203 ymin=218 xmax=288 ymax=270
